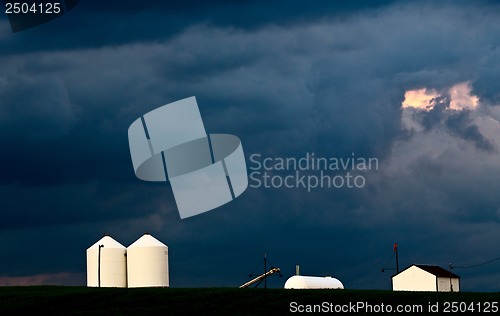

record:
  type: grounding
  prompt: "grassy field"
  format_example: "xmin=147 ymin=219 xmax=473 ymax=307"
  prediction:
xmin=0 ymin=286 xmax=499 ymax=315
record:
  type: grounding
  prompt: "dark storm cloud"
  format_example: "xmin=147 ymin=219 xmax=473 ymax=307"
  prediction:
xmin=1 ymin=0 xmax=500 ymax=291
xmin=0 ymin=0 xmax=402 ymax=54
xmin=472 ymin=49 xmax=500 ymax=106
xmin=0 ymin=7 xmax=480 ymax=201
xmin=0 ymin=182 xmax=178 ymax=229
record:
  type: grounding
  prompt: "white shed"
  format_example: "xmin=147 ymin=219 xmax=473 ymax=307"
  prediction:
xmin=86 ymin=235 xmax=127 ymax=288
xmin=127 ymin=233 xmax=169 ymax=288
xmin=392 ymin=264 xmax=460 ymax=292
xmin=284 ymin=276 xmax=344 ymax=289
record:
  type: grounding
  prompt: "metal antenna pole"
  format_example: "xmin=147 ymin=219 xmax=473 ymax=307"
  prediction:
xmin=394 ymin=243 xmax=399 ymax=273
xmin=264 ymin=253 xmax=267 ymax=289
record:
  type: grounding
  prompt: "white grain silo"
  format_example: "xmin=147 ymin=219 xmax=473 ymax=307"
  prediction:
xmin=86 ymin=235 xmax=127 ymax=287
xmin=127 ymin=233 xmax=169 ymax=288
xmin=284 ymin=276 xmax=344 ymax=289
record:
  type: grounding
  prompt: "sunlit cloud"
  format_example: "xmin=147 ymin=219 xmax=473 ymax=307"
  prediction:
xmin=402 ymin=82 xmax=479 ymax=111
xmin=449 ymin=82 xmax=479 ymax=110
xmin=402 ymin=88 xmax=439 ymax=111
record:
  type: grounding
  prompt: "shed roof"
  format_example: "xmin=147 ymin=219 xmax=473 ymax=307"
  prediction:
xmin=394 ymin=264 xmax=460 ymax=278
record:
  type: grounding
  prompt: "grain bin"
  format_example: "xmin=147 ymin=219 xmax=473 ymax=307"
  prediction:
xmin=127 ymin=233 xmax=169 ymax=288
xmin=86 ymin=235 xmax=127 ymax=287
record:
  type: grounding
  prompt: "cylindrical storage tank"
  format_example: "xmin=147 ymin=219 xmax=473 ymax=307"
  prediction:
xmin=127 ymin=233 xmax=169 ymax=288
xmin=284 ymin=276 xmax=344 ymax=289
xmin=86 ymin=235 xmax=127 ymax=287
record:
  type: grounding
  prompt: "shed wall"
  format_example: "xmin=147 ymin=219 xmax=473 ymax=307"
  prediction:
xmin=392 ymin=266 xmax=436 ymax=291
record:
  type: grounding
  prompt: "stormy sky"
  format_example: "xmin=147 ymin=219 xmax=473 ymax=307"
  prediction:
xmin=1 ymin=0 xmax=500 ymax=291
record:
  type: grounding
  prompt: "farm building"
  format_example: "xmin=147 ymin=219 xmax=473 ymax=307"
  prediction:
xmin=392 ymin=264 xmax=460 ymax=292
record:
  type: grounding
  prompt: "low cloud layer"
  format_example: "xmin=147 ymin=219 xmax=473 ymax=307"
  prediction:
xmin=1 ymin=1 xmax=500 ymax=291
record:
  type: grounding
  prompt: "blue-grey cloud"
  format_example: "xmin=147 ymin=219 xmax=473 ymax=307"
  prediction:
xmin=416 ymin=94 xmax=495 ymax=151
xmin=1 ymin=0 xmax=500 ymax=292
